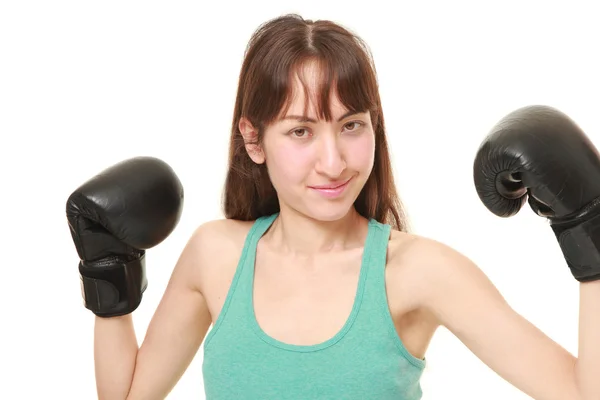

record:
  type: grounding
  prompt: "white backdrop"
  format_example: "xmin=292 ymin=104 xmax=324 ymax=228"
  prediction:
xmin=1 ymin=0 xmax=599 ymax=398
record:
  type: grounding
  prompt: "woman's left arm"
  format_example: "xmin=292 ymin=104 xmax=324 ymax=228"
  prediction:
xmin=574 ymin=281 xmax=600 ymax=399
xmin=418 ymin=238 xmax=600 ymax=400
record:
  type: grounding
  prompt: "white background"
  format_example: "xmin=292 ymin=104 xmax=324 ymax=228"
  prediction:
xmin=1 ymin=0 xmax=599 ymax=398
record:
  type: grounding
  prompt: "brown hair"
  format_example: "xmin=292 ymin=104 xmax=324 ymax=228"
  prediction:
xmin=222 ymin=13 xmax=409 ymax=231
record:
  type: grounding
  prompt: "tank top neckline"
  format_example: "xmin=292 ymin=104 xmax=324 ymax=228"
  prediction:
xmin=242 ymin=213 xmax=383 ymax=353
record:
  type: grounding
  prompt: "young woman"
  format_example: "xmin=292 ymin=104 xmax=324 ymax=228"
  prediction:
xmin=87 ymin=13 xmax=600 ymax=400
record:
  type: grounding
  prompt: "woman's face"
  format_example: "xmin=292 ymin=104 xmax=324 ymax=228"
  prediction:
xmin=243 ymin=63 xmax=376 ymax=222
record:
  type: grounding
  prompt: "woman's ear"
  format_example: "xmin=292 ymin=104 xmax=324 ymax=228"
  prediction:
xmin=239 ymin=117 xmax=265 ymax=164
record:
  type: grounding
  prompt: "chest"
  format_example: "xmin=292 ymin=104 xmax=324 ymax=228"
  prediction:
xmin=201 ymin=246 xmax=427 ymax=400
xmin=203 ymin=244 xmax=427 ymax=343
xmin=202 ymin=343 xmax=424 ymax=400
xmin=251 ymin=248 xmax=364 ymax=346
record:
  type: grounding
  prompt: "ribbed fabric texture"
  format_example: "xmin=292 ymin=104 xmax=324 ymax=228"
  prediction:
xmin=202 ymin=213 xmax=426 ymax=399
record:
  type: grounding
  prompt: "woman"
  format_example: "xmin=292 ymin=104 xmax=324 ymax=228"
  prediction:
xmin=92 ymin=14 xmax=597 ymax=399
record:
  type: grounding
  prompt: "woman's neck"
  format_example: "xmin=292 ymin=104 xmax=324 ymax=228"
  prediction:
xmin=264 ymin=206 xmax=369 ymax=256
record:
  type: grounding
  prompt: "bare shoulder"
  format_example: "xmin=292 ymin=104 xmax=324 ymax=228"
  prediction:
xmin=385 ymin=229 xmax=485 ymax=311
xmin=184 ymin=218 xmax=255 ymax=293
xmin=387 ymin=228 xmax=478 ymax=277
xmin=386 ymin=228 xmax=505 ymax=326
xmin=190 ymin=218 xmax=254 ymax=250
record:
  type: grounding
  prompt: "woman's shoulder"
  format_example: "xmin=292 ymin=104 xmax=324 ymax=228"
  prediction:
xmin=182 ymin=217 xmax=257 ymax=288
xmin=385 ymin=228 xmax=480 ymax=305
xmin=191 ymin=217 xmax=255 ymax=245
xmin=186 ymin=217 xmax=260 ymax=259
xmin=387 ymin=229 xmax=470 ymax=267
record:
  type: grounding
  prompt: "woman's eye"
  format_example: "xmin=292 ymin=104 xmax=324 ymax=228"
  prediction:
xmin=344 ymin=121 xmax=363 ymax=132
xmin=292 ymin=128 xmax=309 ymax=137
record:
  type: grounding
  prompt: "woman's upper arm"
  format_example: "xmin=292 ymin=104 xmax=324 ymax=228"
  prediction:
xmin=411 ymin=238 xmax=580 ymax=400
xmin=125 ymin=221 xmax=222 ymax=400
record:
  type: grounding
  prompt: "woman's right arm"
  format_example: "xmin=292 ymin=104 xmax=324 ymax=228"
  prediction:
xmin=94 ymin=222 xmax=217 ymax=400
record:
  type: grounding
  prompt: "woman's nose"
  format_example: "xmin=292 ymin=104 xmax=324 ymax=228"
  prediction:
xmin=314 ymin=134 xmax=346 ymax=178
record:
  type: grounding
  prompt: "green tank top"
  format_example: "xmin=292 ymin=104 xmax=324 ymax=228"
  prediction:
xmin=202 ymin=213 xmax=426 ymax=399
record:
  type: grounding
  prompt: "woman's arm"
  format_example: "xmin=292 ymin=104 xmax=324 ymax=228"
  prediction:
xmin=94 ymin=314 xmax=138 ymax=399
xmin=409 ymin=237 xmax=595 ymax=400
xmin=94 ymin=221 xmax=219 ymax=400
xmin=575 ymin=281 xmax=600 ymax=399
xmin=125 ymin=224 xmax=212 ymax=400
xmin=467 ymin=103 xmax=600 ymax=399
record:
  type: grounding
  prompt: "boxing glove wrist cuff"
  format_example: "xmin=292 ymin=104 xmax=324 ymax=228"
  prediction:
xmin=550 ymin=197 xmax=600 ymax=282
xmin=79 ymin=253 xmax=148 ymax=317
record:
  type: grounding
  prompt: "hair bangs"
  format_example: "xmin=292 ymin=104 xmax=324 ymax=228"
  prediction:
xmin=273 ymin=52 xmax=379 ymax=124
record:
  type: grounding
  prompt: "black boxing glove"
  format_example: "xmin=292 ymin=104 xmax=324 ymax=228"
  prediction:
xmin=66 ymin=156 xmax=184 ymax=317
xmin=473 ymin=105 xmax=600 ymax=282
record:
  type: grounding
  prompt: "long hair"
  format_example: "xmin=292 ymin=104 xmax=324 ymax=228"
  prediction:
xmin=222 ymin=13 xmax=409 ymax=231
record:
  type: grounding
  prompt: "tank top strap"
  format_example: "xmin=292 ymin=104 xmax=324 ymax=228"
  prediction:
xmin=249 ymin=213 xmax=279 ymax=244
xmin=236 ymin=212 xmax=278 ymax=289
xmin=229 ymin=212 xmax=278 ymax=298
xmin=360 ymin=219 xmax=393 ymax=317
xmin=359 ymin=220 xmax=426 ymax=369
xmin=202 ymin=213 xmax=278 ymax=348
xmin=364 ymin=219 xmax=392 ymax=273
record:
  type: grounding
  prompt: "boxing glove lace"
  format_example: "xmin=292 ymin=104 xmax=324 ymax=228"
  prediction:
xmin=66 ymin=156 xmax=184 ymax=317
xmin=473 ymin=105 xmax=600 ymax=282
